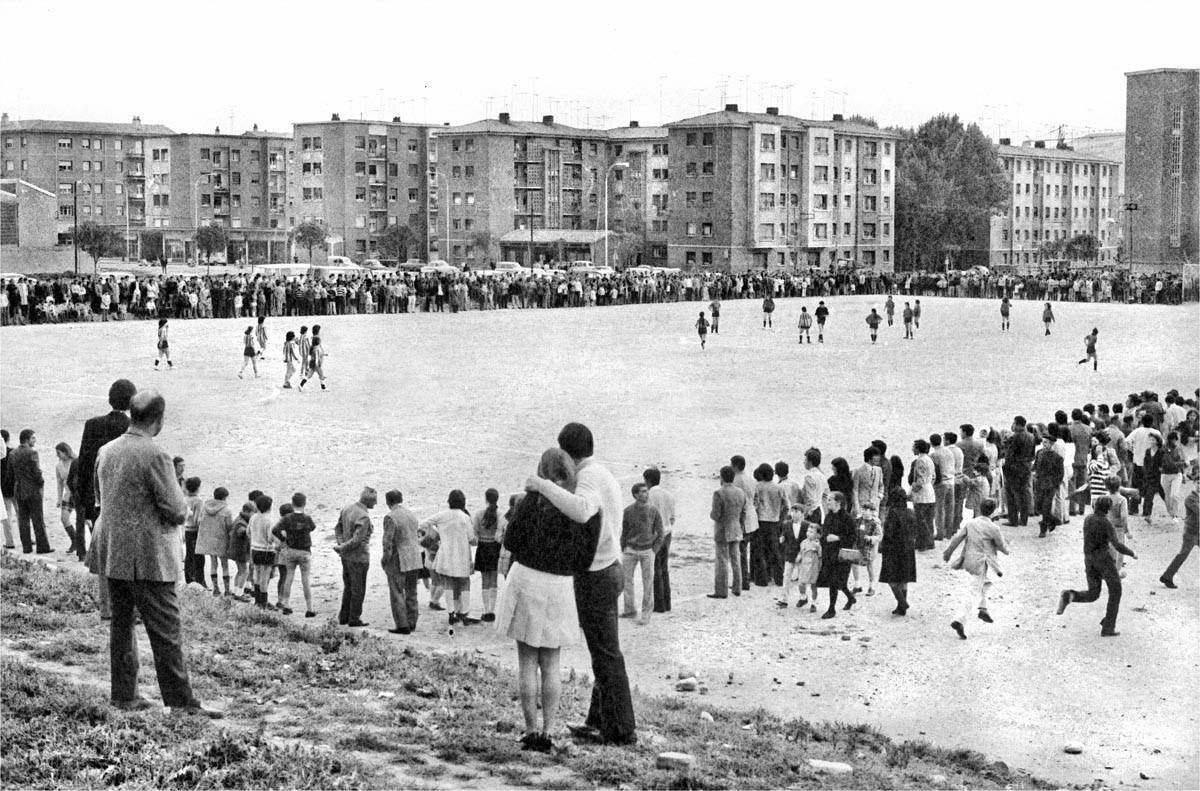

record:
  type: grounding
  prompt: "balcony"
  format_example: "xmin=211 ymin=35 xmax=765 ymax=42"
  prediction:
xmin=368 ymin=204 xmax=387 ymax=212
xmin=126 ymin=170 xmax=145 ymax=180
xmin=213 ymin=205 xmax=230 ymax=215
xmin=368 ymin=148 xmax=387 ymax=160
xmin=125 ymin=149 xmax=144 ymax=159
xmin=268 ymin=160 xmax=285 ymax=171
xmin=212 ymin=183 xmax=230 ymax=193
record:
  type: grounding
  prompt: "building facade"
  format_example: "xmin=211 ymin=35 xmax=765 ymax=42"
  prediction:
xmin=605 ymin=122 xmax=670 ymax=267
xmin=142 ymin=128 xmax=290 ymax=262
xmin=1125 ymin=68 xmax=1199 ymax=269
xmin=0 ymin=114 xmax=173 ymax=253
xmin=0 ymin=178 xmax=57 ymax=247
xmin=987 ymin=141 xmax=1121 ymax=270
xmin=287 ymin=116 xmax=435 ymax=262
xmin=664 ymin=105 xmax=899 ymax=273
xmin=434 ymin=113 xmax=610 ymax=266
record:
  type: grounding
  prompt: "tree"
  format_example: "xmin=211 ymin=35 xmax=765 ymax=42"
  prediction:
xmin=139 ymin=231 xmax=164 ymax=261
xmin=1040 ymin=236 xmax=1067 ymax=263
xmin=379 ymin=223 xmax=416 ymax=261
xmin=843 ymin=114 xmax=879 ymax=128
xmin=74 ymin=221 xmax=123 ymax=272
xmin=894 ymin=115 xmax=1009 ymax=270
xmin=195 ymin=224 xmax=227 ymax=262
xmin=469 ymin=230 xmax=495 ymax=263
xmin=1065 ymin=233 xmax=1099 ymax=263
xmin=293 ymin=221 xmax=326 ymax=261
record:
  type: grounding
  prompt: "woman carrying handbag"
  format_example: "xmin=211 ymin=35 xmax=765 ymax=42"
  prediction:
xmin=816 ymin=492 xmax=857 ymax=619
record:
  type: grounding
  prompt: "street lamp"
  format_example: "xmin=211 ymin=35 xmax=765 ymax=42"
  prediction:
xmin=602 ymin=161 xmax=629 ymax=268
xmin=1123 ymin=198 xmax=1140 ymax=272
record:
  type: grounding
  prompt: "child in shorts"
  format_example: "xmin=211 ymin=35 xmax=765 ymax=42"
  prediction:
xmin=248 ymin=494 xmax=276 ymax=608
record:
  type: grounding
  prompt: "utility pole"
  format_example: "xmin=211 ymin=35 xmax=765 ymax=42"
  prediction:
xmin=1124 ymin=200 xmax=1139 ymax=272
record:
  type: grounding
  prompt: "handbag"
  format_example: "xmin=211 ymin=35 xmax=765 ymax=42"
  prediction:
xmin=837 ymin=548 xmax=863 ymax=564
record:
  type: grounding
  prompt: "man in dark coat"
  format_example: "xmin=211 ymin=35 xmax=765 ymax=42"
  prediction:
xmin=73 ymin=380 xmax=137 ymax=562
xmin=1002 ymin=416 xmax=1036 ymax=526
xmin=1033 ymin=433 xmax=1065 ymax=538
xmin=11 ymin=429 xmax=52 ymax=554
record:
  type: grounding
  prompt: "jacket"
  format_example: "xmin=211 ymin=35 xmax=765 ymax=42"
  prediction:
xmin=503 ymin=491 xmax=601 ymax=576
xmin=335 ymin=501 xmax=374 ymax=564
xmin=195 ymin=498 xmax=233 ymax=557
xmin=10 ymin=445 xmax=44 ymax=500
xmin=381 ymin=505 xmax=422 ymax=573
xmin=710 ymin=483 xmax=746 ymax=542
xmin=945 ymin=515 xmax=1009 ymax=577
xmin=0 ymin=446 xmax=14 ymax=498
xmin=1033 ymin=447 xmax=1065 ymax=490
xmin=76 ymin=411 xmax=130 ymax=516
xmin=1003 ymin=430 xmax=1036 ymax=477
xmin=91 ymin=428 xmax=188 ymax=582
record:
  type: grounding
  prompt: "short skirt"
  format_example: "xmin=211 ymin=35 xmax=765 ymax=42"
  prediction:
xmin=494 ymin=562 xmax=579 ymax=649
xmin=474 ymin=541 xmax=500 ymax=573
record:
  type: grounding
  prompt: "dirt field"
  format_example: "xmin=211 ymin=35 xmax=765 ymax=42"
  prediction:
xmin=2 ymin=295 xmax=1197 ymax=788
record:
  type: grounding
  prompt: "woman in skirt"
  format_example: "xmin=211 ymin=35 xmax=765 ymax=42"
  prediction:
xmin=154 ymin=319 xmax=172 ymax=368
xmin=238 ymin=326 xmax=258 ymax=378
xmin=497 ymin=448 xmax=597 ymax=752
xmin=472 ymin=488 xmax=502 ymax=622
xmin=879 ymin=486 xmax=917 ymax=615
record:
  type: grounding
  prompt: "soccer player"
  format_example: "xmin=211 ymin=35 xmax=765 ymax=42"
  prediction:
xmin=866 ymin=308 xmax=882 ymax=343
xmin=695 ymin=312 xmax=710 ymax=350
xmin=255 ymin=316 xmax=268 ymax=359
xmin=913 ymin=299 xmax=922 ymax=329
xmin=762 ymin=294 xmax=775 ymax=329
xmin=282 ymin=331 xmax=299 ymax=389
xmin=797 ymin=306 xmax=813 ymax=344
xmin=902 ymin=302 xmax=914 ymax=339
xmin=1000 ymin=297 xmax=1011 ymax=331
xmin=1043 ymin=303 xmax=1055 ymax=335
xmin=297 ymin=326 xmax=312 ymax=378
xmin=153 ymin=319 xmax=172 ymax=369
xmin=238 ymin=326 xmax=259 ymax=379
xmin=884 ymin=294 xmax=895 ymax=326
xmin=299 ymin=336 xmax=326 ymax=391
xmin=1078 ymin=328 xmax=1099 ymax=371
xmin=815 ymin=301 xmax=829 ymax=343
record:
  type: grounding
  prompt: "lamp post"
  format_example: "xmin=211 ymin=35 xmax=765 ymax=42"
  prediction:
xmin=1123 ymin=199 xmax=1140 ymax=272
xmin=602 ymin=160 xmax=629 ymax=268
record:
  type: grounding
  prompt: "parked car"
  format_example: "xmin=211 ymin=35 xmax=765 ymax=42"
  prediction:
xmin=422 ymin=260 xmax=459 ymax=275
xmin=327 ymin=255 xmax=356 ymax=266
xmin=625 ymin=266 xmax=655 ymax=276
xmin=492 ymin=261 xmax=528 ymax=275
xmin=398 ymin=259 xmax=426 ymax=272
xmin=567 ymin=262 xmax=599 ymax=276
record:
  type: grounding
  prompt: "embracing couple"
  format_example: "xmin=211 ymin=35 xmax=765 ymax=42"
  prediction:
xmin=497 ymin=421 xmax=636 ymax=752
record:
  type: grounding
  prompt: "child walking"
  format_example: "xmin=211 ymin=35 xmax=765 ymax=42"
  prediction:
xmin=248 ymin=494 xmax=276 ymax=608
xmin=798 ymin=306 xmax=812 ymax=344
xmin=472 ymin=488 xmax=502 ymax=622
xmin=238 ymin=326 xmax=259 ymax=378
xmin=419 ymin=490 xmax=478 ymax=626
xmin=299 ymin=336 xmax=326 ymax=391
xmin=154 ymin=319 xmax=172 ymax=368
xmin=695 ymin=312 xmax=709 ymax=349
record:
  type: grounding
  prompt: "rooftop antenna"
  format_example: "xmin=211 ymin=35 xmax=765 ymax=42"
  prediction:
xmin=658 ymin=75 xmax=666 ymax=120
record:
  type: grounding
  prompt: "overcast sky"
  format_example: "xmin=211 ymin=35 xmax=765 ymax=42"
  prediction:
xmin=4 ymin=0 xmax=1195 ymax=142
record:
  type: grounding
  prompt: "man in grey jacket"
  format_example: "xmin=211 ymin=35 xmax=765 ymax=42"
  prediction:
xmin=381 ymin=489 xmax=422 ymax=634
xmin=93 ymin=390 xmax=221 ymax=717
xmin=943 ymin=498 xmax=1009 ymax=639
xmin=708 ymin=466 xmax=746 ymax=599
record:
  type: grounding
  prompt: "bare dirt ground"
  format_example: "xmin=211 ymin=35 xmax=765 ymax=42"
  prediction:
xmin=2 ymin=294 xmax=1197 ymax=788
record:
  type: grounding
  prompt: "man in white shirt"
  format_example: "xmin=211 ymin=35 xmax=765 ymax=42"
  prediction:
xmin=526 ymin=422 xmax=636 ymax=746
xmin=1126 ymin=415 xmax=1164 ymax=495
xmin=644 ymin=467 xmax=676 ymax=613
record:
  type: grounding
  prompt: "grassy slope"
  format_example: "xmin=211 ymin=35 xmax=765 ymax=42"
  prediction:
xmin=0 ymin=553 xmax=1058 ymax=790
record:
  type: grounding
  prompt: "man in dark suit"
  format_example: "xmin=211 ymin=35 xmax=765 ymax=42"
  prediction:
xmin=1002 ymin=416 xmax=1036 ymax=527
xmin=93 ymin=390 xmax=221 ymax=717
xmin=11 ymin=428 xmax=52 ymax=554
xmin=72 ymin=379 xmax=137 ymax=562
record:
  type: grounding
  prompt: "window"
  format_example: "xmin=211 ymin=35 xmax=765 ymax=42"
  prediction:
xmin=843 ymin=195 xmax=851 ymax=208
xmin=465 ymin=192 xmax=475 ymax=205
xmin=844 ymin=222 xmax=852 ymax=236
xmin=58 ymin=138 xmax=72 ymax=149
xmin=814 ymin=137 xmax=829 ymax=154
xmin=58 ymin=160 xmax=73 ymax=172
xmin=813 ymin=165 xmax=829 ymax=182
xmin=866 ymin=141 xmax=878 ymax=156
xmin=81 ymin=161 xmax=92 ymax=171
xmin=354 ymin=162 xmax=366 ymax=175
xmin=701 ymin=251 xmax=713 ymax=266
xmin=652 ymin=143 xmax=668 ymax=155
xmin=686 ymin=251 xmax=697 ymax=266
xmin=686 ymin=222 xmax=698 ymax=236
xmin=758 ymin=223 xmax=775 ymax=239
xmin=883 ymin=196 xmax=891 ymax=211
xmin=685 ymin=192 xmax=697 ymax=207
xmin=814 ymin=223 xmax=828 ymax=239
xmin=59 ymin=205 xmax=74 ymax=217
xmin=863 ymin=223 xmax=877 ymax=239
xmin=685 ymin=132 xmax=697 ymax=146
xmin=757 ymin=163 xmax=776 ymax=181
xmin=702 ymin=191 xmax=712 ymax=205
xmin=312 ymin=137 xmax=322 ymax=150
xmin=114 ymin=184 xmax=122 ymax=194
xmin=702 ymin=132 xmax=714 ymax=146
xmin=231 ymin=172 xmax=241 ymax=186
xmin=702 ymin=161 xmax=714 ymax=175
xmin=685 ymin=162 xmax=697 ymax=177
xmin=452 ymin=192 xmax=462 ymax=205
xmin=789 ymin=164 xmax=799 ymax=180
xmin=589 ymin=142 xmax=598 ymax=155
xmin=701 ymin=222 xmax=713 ymax=236
xmin=814 ymin=193 xmax=829 ymax=210
xmin=863 ymin=196 xmax=877 ymax=211
xmin=759 ymin=192 xmax=776 ymax=209
xmin=465 ymin=165 xmax=475 ymax=178
xmin=353 ymin=136 xmax=366 ymax=150
xmin=355 ymin=187 xmax=366 ymax=201
xmin=407 ymin=164 xmax=419 ymax=177
xmin=760 ymin=133 xmax=775 ymax=151
xmin=408 ymin=188 xmax=418 ymax=202
xmin=231 ymin=195 xmax=241 ymax=209
xmin=884 ymin=142 xmax=891 ymax=155
xmin=652 ymin=168 xmax=668 ymax=180
xmin=863 ymin=169 xmax=877 ymax=185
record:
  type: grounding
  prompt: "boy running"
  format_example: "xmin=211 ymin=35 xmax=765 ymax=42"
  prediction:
xmin=695 ymin=311 xmax=710 ymax=349
xmin=815 ymin=301 xmax=829 ymax=343
xmin=1078 ymin=328 xmax=1099 ymax=371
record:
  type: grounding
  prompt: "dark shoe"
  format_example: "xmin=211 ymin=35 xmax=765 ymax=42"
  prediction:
xmin=1160 ymin=576 xmax=1177 ymax=589
xmin=481 ymin=612 xmax=496 ymax=622
xmin=428 ymin=602 xmax=445 ymax=611
xmin=706 ymin=593 xmax=727 ymax=599
xmin=459 ymin=614 xmax=478 ymax=625
xmin=171 ymin=703 xmax=224 ymax=719
xmin=820 ymin=610 xmax=835 ymax=619
xmin=951 ymin=620 xmax=966 ymax=639
xmin=346 ymin=621 xmax=369 ymax=628
xmin=113 ymin=696 xmax=154 ymax=712
xmin=280 ymin=607 xmax=293 ymax=615
xmin=619 ymin=611 xmax=636 ymax=619
xmin=1056 ymin=590 xmax=1072 ymax=615
xmin=448 ymin=612 xmax=459 ymax=626
xmin=388 ymin=627 xmax=412 ymax=635
xmin=977 ymin=609 xmax=994 ymax=624
xmin=36 ymin=548 xmax=56 ymax=555
xmin=1100 ymin=629 xmax=1120 ymax=637
xmin=567 ymin=724 xmax=603 ymax=743
xmin=843 ymin=594 xmax=856 ymax=611
xmin=305 ymin=611 xmax=317 ymax=618
xmin=852 ymin=587 xmax=863 ymax=594
xmin=1038 ymin=528 xmax=1047 ymax=538
xmin=797 ymin=599 xmax=808 ymax=607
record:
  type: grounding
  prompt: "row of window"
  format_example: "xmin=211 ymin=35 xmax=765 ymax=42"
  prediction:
xmin=1004 ymin=159 xmax=1112 ymax=177
xmin=999 ymin=250 xmax=1114 ymax=265
xmin=1014 ymin=182 xmax=1109 ymax=199
xmin=31 ymin=137 xmax=137 ymax=152
xmin=1002 ymin=228 xmax=1112 ymax=244
xmin=56 ymin=160 xmax=135 ymax=173
xmin=59 ymin=204 xmax=131 ymax=217
xmin=1013 ymin=205 xmax=1110 ymax=220
xmin=679 ymin=220 xmax=890 ymax=239
xmin=811 ymin=165 xmax=889 ymax=185
xmin=680 ymin=249 xmax=891 ymax=267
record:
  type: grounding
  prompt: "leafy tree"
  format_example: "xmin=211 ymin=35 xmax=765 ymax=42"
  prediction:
xmin=74 ymin=221 xmax=123 ymax=272
xmin=843 ymin=114 xmax=879 ymax=128
xmin=469 ymin=230 xmax=495 ymax=262
xmin=1039 ymin=236 xmax=1067 ymax=262
xmin=293 ymin=221 xmax=326 ymax=260
xmin=195 ymin=224 xmax=227 ymax=262
xmin=894 ymin=115 xmax=1009 ymax=270
xmin=379 ymin=223 xmax=416 ymax=261
xmin=1065 ymin=233 xmax=1099 ymax=262
xmin=139 ymin=231 xmax=164 ymax=261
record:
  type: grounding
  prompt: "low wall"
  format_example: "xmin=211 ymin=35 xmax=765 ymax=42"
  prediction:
xmin=0 ymin=246 xmax=81 ymax=275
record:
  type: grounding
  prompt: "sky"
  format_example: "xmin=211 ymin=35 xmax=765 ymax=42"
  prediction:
xmin=3 ymin=0 xmax=1196 ymax=142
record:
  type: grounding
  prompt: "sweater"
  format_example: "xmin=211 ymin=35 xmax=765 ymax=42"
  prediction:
xmin=272 ymin=511 xmax=316 ymax=551
xmin=248 ymin=512 xmax=275 ymax=553
xmin=620 ymin=502 xmax=663 ymax=552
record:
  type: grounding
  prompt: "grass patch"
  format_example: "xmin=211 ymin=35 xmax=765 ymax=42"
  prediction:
xmin=2 ymin=552 xmax=1055 ymax=790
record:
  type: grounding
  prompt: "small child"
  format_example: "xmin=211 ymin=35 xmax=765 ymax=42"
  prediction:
xmin=798 ymin=306 xmax=813 ymax=344
xmin=238 ymin=326 xmax=259 ymax=379
xmin=419 ymin=490 xmax=478 ymax=626
xmin=695 ymin=312 xmax=709 ymax=349
xmin=248 ymin=494 xmax=276 ymax=608
xmin=854 ymin=511 xmax=882 ymax=596
xmin=471 ymin=488 xmax=502 ymax=623
xmin=182 ymin=476 xmax=205 ymax=587
xmin=778 ymin=503 xmax=806 ymax=607
xmin=230 ymin=490 xmax=260 ymax=600
xmin=197 ymin=486 xmax=233 ymax=596
xmin=795 ymin=524 xmax=822 ymax=611
xmin=273 ymin=502 xmax=294 ymax=609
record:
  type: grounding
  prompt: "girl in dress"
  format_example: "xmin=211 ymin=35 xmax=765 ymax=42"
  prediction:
xmin=238 ymin=326 xmax=258 ymax=378
xmin=472 ymin=488 xmax=502 ymax=623
xmin=419 ymin=490 xmax=477 ymax=625
xmin=154 ymin=319 xmax=172 ymax=368
xmin=794 ymin=523 xmax=823 ymax=611
xmin=54 ymin=442 xmax=76 ymax=546
xmin=497 ymin=448 xmax=598 ymax=752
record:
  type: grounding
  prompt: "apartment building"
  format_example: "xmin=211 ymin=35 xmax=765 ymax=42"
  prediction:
xmin=987 ymin=140 xmax=1121 ymax=270
xmin=436 ymin=113 xmax=611 ymax=266
xmin=1125 ymin=68 xmax=1199 ymax=268
xmin=142 ymin=128 xmax=290 ymax=262
xmin=288 ymin=115 xmax=435 ymax=262
xmin=605 ymin=122 xmax=670 ymax=267
xmin=665 ymin=105 xmax=899 ymax=273
xmin=0 ymin=114 xmax=173 ymax=250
